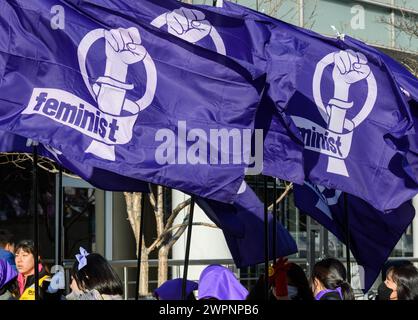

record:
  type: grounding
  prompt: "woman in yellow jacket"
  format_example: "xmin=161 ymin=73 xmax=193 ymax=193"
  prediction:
xmin=14 ymin=240 xmax=50 ymax=300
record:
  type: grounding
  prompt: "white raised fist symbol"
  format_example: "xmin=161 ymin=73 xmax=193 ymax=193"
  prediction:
xmin=104 ymin=27 xmax=147 ymax=65
xmin=166 ymin=8 xmax=212 ymax=43
xmin=332 ymin=49 xmax=371 ymax=85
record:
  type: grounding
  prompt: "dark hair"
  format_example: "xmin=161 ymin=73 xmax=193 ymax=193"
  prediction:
xmin=381 ymin=260 xmax=413 ymax=281
xmin=387 ymin=264 xmax=418 ymax=300
xmin=245 ymin=274 xmax=266 ymax=300
xmin=246 ymin=264 xmax=314 ymax=301
xmin=311 ymin=258 xmax=355 ymax=300
xmin=71 ymin=253 xmax=123 ymax=296
xmin=14 ymin=240 xmax=49 ymax=275
xmin=0 ymin=229 xmax=15 ymax=248
xmin=287 ymin=263 xmax=314 ymax=300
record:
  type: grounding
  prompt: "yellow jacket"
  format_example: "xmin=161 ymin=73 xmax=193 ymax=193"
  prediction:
xmin=19 ymin=275 xmax=50 ymax=300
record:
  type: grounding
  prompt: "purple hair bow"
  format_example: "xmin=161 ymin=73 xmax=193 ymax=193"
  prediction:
xmin=75 ymin=247 xmax=90 ymax=270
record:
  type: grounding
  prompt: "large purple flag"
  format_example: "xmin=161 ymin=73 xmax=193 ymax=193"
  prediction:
xmin=342 ymin=36 xmax=418 ymax=183
xmin=72 ymin=0 xmax=305 ymax=180
xmin=211 ymin=1 xmax=418 ymax=212
xmin=343 ymin=36 xmax=418 ymax=103
xmin=294 ymin=181 xmax=415 ymax=292
xmin=189 ymin=1 xmax=305 ymax=182
xmin=0 ymin=0 xmax=265 ymax=203
xmin=195 ymin=182 xmax=298 ymax=268
xmin=405 ymin=100 xmax=418 ymax=183
xmin=0 ymin=130 xmax=150 ymax=192
xmin=68 ymin=0 xmax=268 ymax=73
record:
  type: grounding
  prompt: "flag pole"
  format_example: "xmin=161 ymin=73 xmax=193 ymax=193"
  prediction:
xmin=57 ymin=166 xmax=63 ymax=266
xmin=182 ymin=196 xmax=195 ymax=300
xmin=32 ymin=144 xmax=39 ymax=300
xmin=135 ymin=194 xmax=146 ymax=300
xmin=263 ymin=176 xmax=269 ymax=300
xmin=344 ymin=192 xmax=351 ymax=284
xmin=272 ymin=179 xmax=277 ymax=263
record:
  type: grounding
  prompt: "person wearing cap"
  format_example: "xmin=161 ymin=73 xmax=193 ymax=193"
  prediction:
xmin=198 ymin=265 xmax=248 ymax=300
xmin=154 ymin=278 xmax=198 ymax=300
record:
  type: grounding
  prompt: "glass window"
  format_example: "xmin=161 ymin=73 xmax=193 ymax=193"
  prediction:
xmin=0 ymin=159 xmax=55 ymax=260
xmin=62 ymin=186 xmax=96 ymax=259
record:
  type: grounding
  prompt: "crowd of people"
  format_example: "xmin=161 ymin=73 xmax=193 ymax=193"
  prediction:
xmin=1 ymin=228 xmax=418 ymax=301
xmin=152 ymin=257 xmax=418 ymax=301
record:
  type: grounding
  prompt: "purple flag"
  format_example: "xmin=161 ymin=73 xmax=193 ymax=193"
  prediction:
xmin=192 ymin=1 xmax=305 ymax=182
xmin=68 ymin=0 xmax=267 ymax=74
xmin=342 ymin=36 xmax=418 ymax=183
xmin=343 ymin=36 xmax=418 ymax=103
xmin=0 ymin=0 xmax=264 ymax=204
xmin=195 ymin=182 xmax=298 ymax=268
xmin=213 ymin=1 xmax=418 ymax=212
xmin=0 ymin=130 xmax=150 ymax=192
xmin=294 ymin=181 xmax=415 ymax=292
xmin=73 ymin=0 xmax=303 ymax=179
xmin=405 ymin=100 xmax=418 ymax=182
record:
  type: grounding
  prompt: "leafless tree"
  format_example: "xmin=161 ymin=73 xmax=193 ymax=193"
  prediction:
xmin=124 ymin=188 xmax=218 ymax=296
xmin=379 ymin=6 xmax=418 ymax=76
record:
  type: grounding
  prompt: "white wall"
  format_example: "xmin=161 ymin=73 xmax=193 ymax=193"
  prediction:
xmin=171 ymin=190 xmax=232 ymax=281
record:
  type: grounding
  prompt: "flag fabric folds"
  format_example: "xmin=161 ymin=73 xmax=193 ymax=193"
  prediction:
xmin=294 ymin=182 xmax=415 ymax=292
xmin=0 ymin=0 xmax=415 ymax=291
xmin=209 ymin=0 xmax=418 ymax=212
xmin=195 ymin=182 xmax=298 ymax=268
xmin=0 ymin=130 xmax=150 ymax=192
xmin=0 ymin=0 xmax=265 ymax=203
xmin=342 ymin=36 xmax=418 ymax=184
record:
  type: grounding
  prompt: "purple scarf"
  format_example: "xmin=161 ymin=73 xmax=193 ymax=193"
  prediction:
xmin=0 ymin=260 xmax=17 ymax=288
xmin=198 ymin=265 xmax=248 ymax=300
xmin=154 ymin=278 xmax=198 ymax=300
xmin=315 ymin=287 xmax=343 ymax=300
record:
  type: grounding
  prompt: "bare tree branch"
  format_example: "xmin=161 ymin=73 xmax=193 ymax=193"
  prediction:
xmin=165 ymin=197 xmax=191 ymax=230
xmin=268 ymin=182 xmax=293 ymax=211
xmin=147 ymin=222 xmax=218 ymax=254
xmin=164 ymin=222 xmax=218 ymax=237
xmin=0 ymin=152 xmax=80 ymax=178
xmin=155 ymin=186 xmax=164 ymax=237
xmin=378 ymin=8 xmax=418 ymax=76
xmin=124 ymin=192 xmax=138 ymax=241
xmin=148 ymin=188 xmax=157 ymax=211
xmin=166 ymin=217 xmax=189 ymax=250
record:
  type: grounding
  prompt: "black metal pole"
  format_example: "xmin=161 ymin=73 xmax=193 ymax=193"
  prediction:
xmin=182 ymin=197 xmax=195 ymax=300
xmin=135 ymin=194 xmax=146 ymax=300
xmin=344 ymin=192 xmax=351 ymax=284
xmin=32 ymin=145 xmax=39 ymax=300
xmin=272 ymin=179 xmax=277 ymax=263
xmin=263 ymin=176 xmax=269 ymax=300
xmin=58 ymin=166 xmax=63 ymax=266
